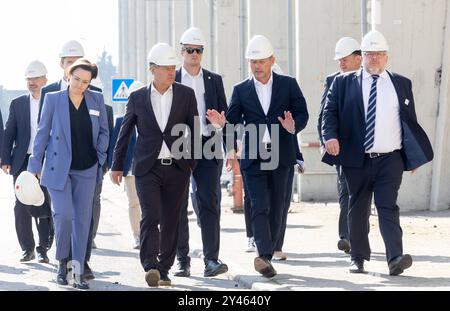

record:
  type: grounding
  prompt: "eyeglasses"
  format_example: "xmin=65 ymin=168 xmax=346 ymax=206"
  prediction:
xmin=183 ymin=47 xmax=204 ymax=54
xmin=363 ymin=51 xmax=387 ymax=58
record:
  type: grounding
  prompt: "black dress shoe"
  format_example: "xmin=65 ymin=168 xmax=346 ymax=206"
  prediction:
xmin=20 ymin=250 xmax=35 ymax=262
xmin=389 ymin=254 xmax=412 ymax=276
xmin=73 ymin=274 xmax=89 ymax=289
xmin=173 ymin=262 xmax=191 ymax=277
xmin=204 ymin=259 xmax=228 ymax=277
xmin=337 ymin=239 xmax=351 ymax=254
xmin=158 ymin=271 xmax=172 ymax=286
xmin=83 ymin=262 xmax=95 ymax=280
xmin=349 ymin=259 xmax=366 ymax=273
xmin=254 ymin=256 xmax=277 ymax=278
xmin=56 ymin=259 xmax=69 ymax=285
xmin=36 ymin=247 xmax=49 ymax=263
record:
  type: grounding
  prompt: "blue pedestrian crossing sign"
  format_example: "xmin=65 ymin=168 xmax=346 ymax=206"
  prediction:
xmin=112 ymin=78 xmax=135 ymax=103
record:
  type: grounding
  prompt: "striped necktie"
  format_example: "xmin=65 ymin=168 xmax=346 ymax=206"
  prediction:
xmin=363 ymin=74 xmax=380 ymax=152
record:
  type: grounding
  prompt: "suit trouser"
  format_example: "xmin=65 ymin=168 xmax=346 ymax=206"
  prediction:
xmin=274 ymin=166 xmax=295 ymax=251
xmin=13 ymin=156 xmax=53 ymax=252
xmin=85 ymin=179 xmax=103 ymax=262
xmin=336 ymin=165 xmax=350 ymax=240
xmin=243 ymin=162 xmax=290 ymax=259
xmin=342 ymin=151 xmax=404 ymax=263
xmin=176 ymin=158 xmax=223 ymax=264
xmin=241 ymin=170 xmax=253 ymax=238
xmin=136 ymin=162 xmax=190 ymax=274
xmin=48 ymin=164 xmax=97 ymax=275
xmin=124 ymin=176 xmax=141 ymax=239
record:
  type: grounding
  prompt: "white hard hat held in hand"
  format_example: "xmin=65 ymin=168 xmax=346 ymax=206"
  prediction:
xmin=179 ymin=27 xmax=206 ymax=46
xmin=334 ymin=37 xmax=360 ymax=60
xmin=147 ymin=43 xmax=180 ymax=66
xmin=59 ymin=40 xmax=85 ymax=58
xmin=14 ymin=171 xmax=45 ymax=206
xmin=245 ymin=35 xmax=274 ymax=60
xmin=360 ymin=30 xmax=389 ymax=52
xmin=25 ymin=60 xmax=48 ymax=78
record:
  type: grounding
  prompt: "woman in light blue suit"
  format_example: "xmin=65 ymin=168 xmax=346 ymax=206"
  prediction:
xmin=28 ymin=58 xmax=109 ymax=289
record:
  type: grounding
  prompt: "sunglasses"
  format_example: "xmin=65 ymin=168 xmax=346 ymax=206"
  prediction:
xmin=183 ymin=47 xmax=204 ymax=54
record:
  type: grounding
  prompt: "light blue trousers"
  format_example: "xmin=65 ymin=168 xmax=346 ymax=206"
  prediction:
xmin=48 ymin=164 xmax=97 ymax=275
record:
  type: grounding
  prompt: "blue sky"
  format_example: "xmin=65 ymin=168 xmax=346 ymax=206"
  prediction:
xmin=0 ymin=0 xmax=118 ymax=89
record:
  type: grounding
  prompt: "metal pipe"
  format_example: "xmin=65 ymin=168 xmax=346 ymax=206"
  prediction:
xmin=187 ymin=0 xmax=193 ymax=27
xmin=209 ymin=0 xmax=215 ymax=71
xmin=287 ymin=0 xmax=295 ymax=76
xmin=239 ymin=0 xmax=248 ymax=79
xmin=361 ymin=0 xmax=367 ymax=38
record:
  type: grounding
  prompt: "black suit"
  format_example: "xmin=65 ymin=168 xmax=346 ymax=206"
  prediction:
xmin=38 ymin=80 xmax=102 ymax=121
xmin=322 ymin=69 xmax=433 ymax=263
xmin=175 ymin=68 xmax=227 ymax=264
xmin=318 ymin=71 xmax=350 ymax=240
xmin=1 ymin=94 xmax=53 ymax=253
xmin=112 ymin=83 xmax=198 ymax=274
xmin=226 ymin=72 xmax=308 ymax=258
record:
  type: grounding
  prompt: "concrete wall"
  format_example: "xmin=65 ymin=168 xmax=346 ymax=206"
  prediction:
xmin=118 ymin=0 xmax=450 ymax=211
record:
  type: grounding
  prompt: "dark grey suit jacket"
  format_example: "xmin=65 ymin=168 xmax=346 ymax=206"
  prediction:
xmin=1 ymin=94 xmax=34 ymax=176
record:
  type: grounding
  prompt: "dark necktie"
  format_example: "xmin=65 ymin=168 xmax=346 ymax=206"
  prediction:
xmin=363 ymin=74 xmax=380 ymax=151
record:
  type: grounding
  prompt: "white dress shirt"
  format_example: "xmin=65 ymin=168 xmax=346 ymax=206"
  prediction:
xmin=253 ymin=74 xmax=273 ymax=143
xmin=27 ymin=94 xmax=40 ymax=154
xmin=181 ymin=66 xmax=208 ymax=136
xmin=150 ymin=84 xmax=173 ymax=159
xmin=362 ymin=69 xmax=402 ymax=153
xmin=60 ymin=78 xmax=68 ymax=90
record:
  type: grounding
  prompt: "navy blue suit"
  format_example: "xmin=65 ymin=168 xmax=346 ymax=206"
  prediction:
xmin=322 ymin=69 xmax=433 ymax=263
xmin=226 ymin=72 xmax=308 ymax=258
xmin=0 ymin=111 xmax=4 ymax=157
xmin=1 ymin=94 xmax=53 ymax=254
xmin=175 ymin=68 xmax=227 ymax=264
xmin=107 ymin=116 xmax=136 ymax=175
xmin=318 ymin=71 xmax=350 ymax=241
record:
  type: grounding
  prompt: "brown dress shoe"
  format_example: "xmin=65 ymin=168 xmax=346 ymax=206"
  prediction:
xmin=254 ymin=256 xmax=277 ymax=278
xmin=145 ymin=269 xmax=160 ymax=287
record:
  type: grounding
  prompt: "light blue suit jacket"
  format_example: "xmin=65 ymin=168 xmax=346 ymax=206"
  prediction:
xmin=28 ymin=89 xmax=109 ymax=190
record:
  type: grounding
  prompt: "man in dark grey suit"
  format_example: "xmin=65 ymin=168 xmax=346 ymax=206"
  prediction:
xmin=322 ymin=30 xmax=433 ymax=275
xmin=111 ymin=43 xmax=198 ymax=287
xmin=1 ymin=61 xmax=53 ymax=263
xmin=318 ymin=37 xmax=362 ymax=254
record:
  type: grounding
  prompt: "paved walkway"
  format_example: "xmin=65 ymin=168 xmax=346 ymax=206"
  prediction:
xmin=1 ymin=173 xmax=449 ymax=291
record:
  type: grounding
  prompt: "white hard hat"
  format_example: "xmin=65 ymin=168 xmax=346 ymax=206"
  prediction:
xmin=271 ymin=63 xmax=283 ymax=74
xmin=14 ymin=171 xmax=45 ymax=206
xmin=179 ymin=27 xmax=206 ymax=46
xmin=334 ymin=37 xmax=361 ymax=60
xmin=25 ymin=60 xmax=48 ymax=78
xmin=147 ymin=43 xmax=180 ymax=66
xmin=361 ymin=30 xmax=389 ymax=52
xmin=59 ymin=40 xmax=85 ymax=58
xmin=245 ymin=35 xmax=274 ymax=60
xmin=129 ymin=80 xmax=144 ymax=94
